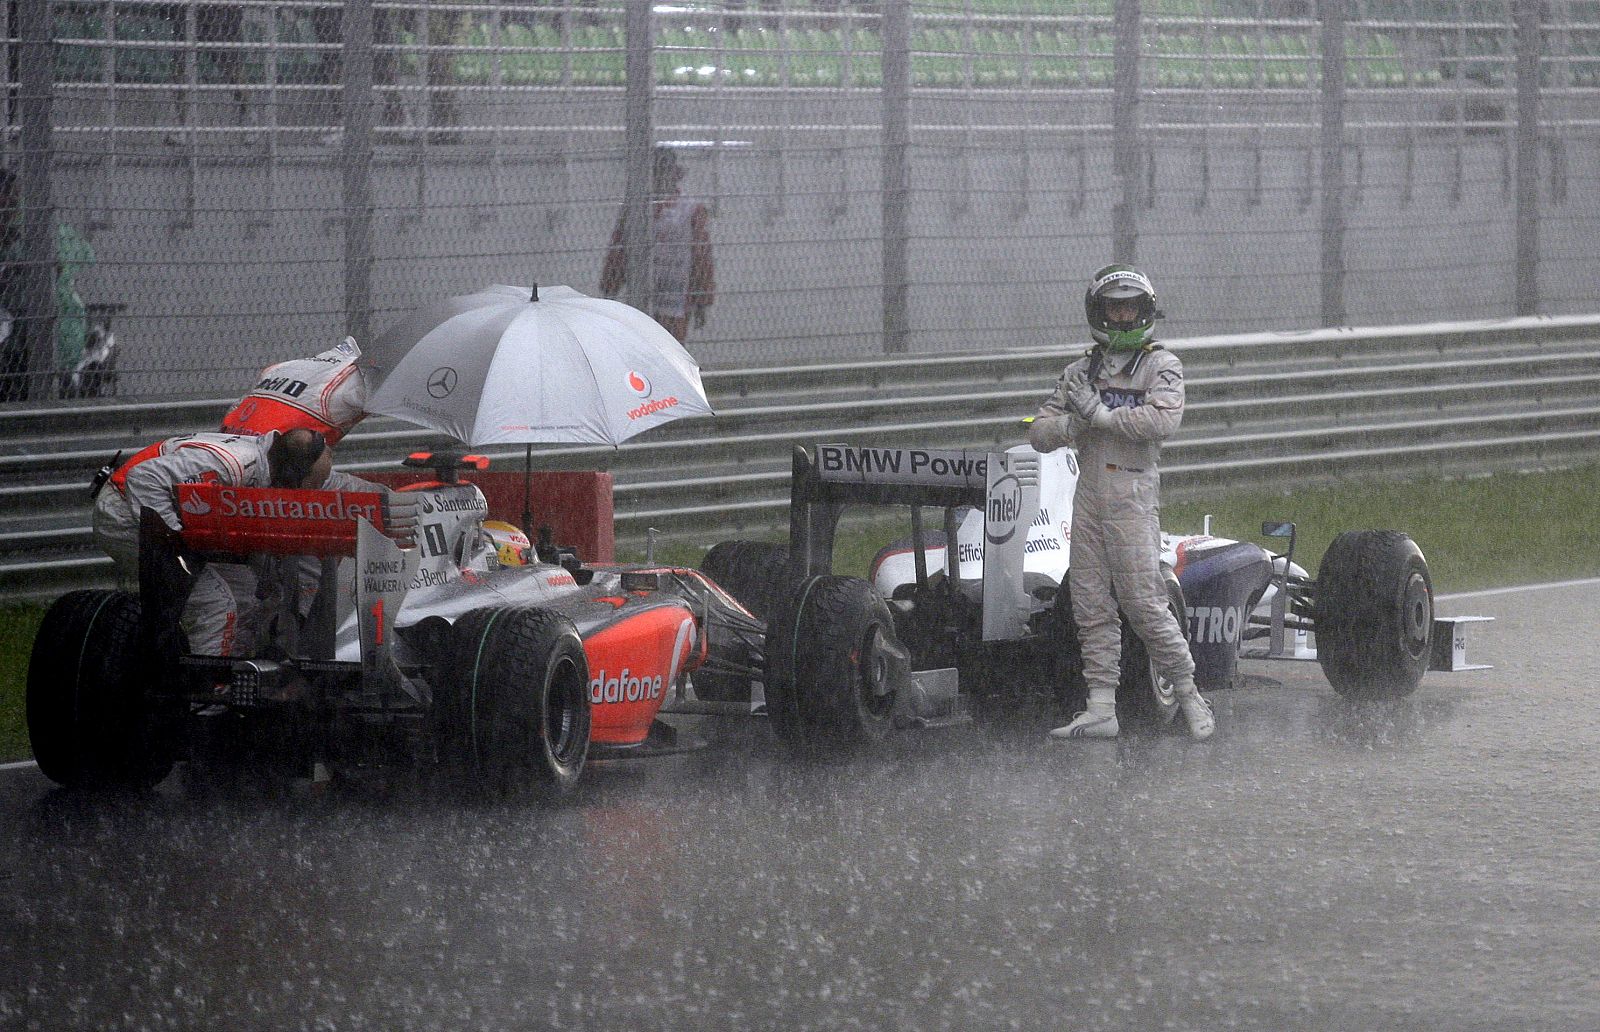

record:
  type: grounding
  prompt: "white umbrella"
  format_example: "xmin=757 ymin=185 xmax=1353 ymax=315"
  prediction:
xmin=363 ymin=284 xmax=713 ymax=447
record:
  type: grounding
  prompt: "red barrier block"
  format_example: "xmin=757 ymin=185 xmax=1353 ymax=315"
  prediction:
xmin=360 ymin=469 xmax=615 ymax=563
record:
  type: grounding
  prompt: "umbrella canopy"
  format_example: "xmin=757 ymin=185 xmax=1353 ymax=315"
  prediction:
xmin=362 ymin=284 xmax=714 ymax=447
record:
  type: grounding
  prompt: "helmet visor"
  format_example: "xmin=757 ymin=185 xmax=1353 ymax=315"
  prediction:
xmin=1101 ymin=293 xmax=1154 ymax=330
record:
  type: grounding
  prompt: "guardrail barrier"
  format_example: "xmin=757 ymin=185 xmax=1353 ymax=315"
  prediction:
xmin=3 ymin=314 xmax=1598 ymax=604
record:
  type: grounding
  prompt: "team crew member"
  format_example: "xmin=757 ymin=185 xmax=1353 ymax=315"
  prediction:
xmin=91 ymin=428 xmax=414 ymax=656
xmin=221 ymin=336 xmax=369 ymax=444
xmin=1028 ymin=264 xmax=1214 ymax=741
xmin=217 ymin=336 xmax=372 ymax=642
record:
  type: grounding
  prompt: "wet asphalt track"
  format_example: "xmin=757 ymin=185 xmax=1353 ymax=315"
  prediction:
xmin=2 ymin=582 xmax=1598 ymax=1032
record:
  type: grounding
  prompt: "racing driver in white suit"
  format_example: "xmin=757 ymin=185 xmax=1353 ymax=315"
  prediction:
xmin=1028 ymin=265 xmax=1214 ymax=741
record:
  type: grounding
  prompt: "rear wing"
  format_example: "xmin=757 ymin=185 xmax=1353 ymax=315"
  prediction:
xmin=163 ymin=482 xmax=417 ymax=692
xmin=789 ymin=444 xmax=990 ymax=581
xmin=787 ymin=443 xmax=1040 ymax=641
xmin=175 ymin=482 xmax=388 ymax=557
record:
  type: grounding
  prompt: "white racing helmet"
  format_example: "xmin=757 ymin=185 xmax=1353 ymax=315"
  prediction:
xmin=1085 ymin=264 xmax=1158 ymax=352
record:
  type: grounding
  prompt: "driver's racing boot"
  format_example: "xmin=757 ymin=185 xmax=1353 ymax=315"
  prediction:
xmin=1173 ymin=680 xmax=1215 ymax=741
xmin=1050 ymin=688 xmax=1118 ymax=739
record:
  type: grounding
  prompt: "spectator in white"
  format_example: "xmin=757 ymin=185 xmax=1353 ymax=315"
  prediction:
xmin=91 ymin=428 xmax=415 ymax=657
xmin=1028 ymin=264 xmax=1214 ymax=741
xmin=221 ymin=335 xmax=368 ymax=444
xmin=599 ymin=146 xmax=716 ymax=344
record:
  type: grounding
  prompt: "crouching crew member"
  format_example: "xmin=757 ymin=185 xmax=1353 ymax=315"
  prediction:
xmin=91 ymin=429 xmax=415 ymax=656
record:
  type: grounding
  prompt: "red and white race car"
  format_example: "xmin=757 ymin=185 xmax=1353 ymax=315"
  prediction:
xmin=25 ymin=453 xmax=765 ymax=796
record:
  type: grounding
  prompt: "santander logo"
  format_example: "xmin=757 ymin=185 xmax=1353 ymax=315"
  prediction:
xmin=627 ymin=370 xmax=651 ymax=398
xmin=181 ymin=494 xmax=213 ymax=516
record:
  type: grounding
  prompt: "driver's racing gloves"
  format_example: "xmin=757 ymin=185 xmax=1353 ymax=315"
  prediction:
xmin=1065 ymin=371 xmax=1115 ymax=428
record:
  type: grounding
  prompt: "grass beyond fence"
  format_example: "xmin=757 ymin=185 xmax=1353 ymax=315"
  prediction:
xmin=4 ymin=463 xmax=1598 ymax=764
xmin=636 ymin=463 xmax=1600 ymax=594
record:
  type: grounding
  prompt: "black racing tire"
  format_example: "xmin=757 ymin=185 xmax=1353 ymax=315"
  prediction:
xmin=699 ymin=540 xmax=791 ymax=622
xmin=760 ymin=580 xmax=808 ymax=751
xmin=447 ymin=606 xmax=591 ymax=798
xmin=696 ymin=540 xmax=790 ymax=703
xmin=763 ymin=575 xmax=904 ymax=761
xmin=1116 ymin=568 xmax=1188 ymax=730
xmin=26 ymin=589 xmax=174 ymax=789
xmin=1314 ymin=530 xmax=1433 ymax=700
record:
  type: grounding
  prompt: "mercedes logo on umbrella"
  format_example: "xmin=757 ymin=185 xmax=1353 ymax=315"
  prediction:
xmin=426 ymin=366 xmax=458 ymax=399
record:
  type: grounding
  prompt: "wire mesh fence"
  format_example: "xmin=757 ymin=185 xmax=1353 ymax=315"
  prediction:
xmin=3 ymin=0 xmax=1598 ymax=402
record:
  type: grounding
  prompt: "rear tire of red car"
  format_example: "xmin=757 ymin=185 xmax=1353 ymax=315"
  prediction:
xmin=448 ymin=606 xmax=591 ymax=798
xmin=1314 ymin=530 xmax=1433 ymax=700
xmin=26 ymin=589 xmax=174 ymax=789
xmin=764 ymin=575 xmax=903 ymax=761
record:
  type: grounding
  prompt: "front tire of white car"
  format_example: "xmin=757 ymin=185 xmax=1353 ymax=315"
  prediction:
xmin=1314 ymin=530 xmax=1433 ymax=700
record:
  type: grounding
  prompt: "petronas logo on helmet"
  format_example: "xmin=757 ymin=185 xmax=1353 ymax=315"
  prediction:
xmin=1091 ymin=268 xmax=1153 ymax=296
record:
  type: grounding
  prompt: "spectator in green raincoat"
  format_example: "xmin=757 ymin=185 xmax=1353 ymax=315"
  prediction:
xmin=0 ymin=167 xmax=95 ymax=402
xmin=52 ymin=221 xmax=94 ymax=377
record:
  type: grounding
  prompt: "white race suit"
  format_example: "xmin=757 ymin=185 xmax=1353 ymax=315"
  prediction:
xmin=1027 ymin=345 xmax=1195 ymax=696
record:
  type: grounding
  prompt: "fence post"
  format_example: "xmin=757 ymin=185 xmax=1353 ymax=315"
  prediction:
xmin=13 ymin=0 xmax=55 ymax=402
xmin=1319 ymin=0 xmax=1347 ymax=328
xmin=622 ymin=2 xmax=655 ymax=316
xmin=1111 ymin=0 xmax=1141 ymax=262
xmin=1514 ymin=3 xmax=1541 ymax=316
xmin=342 ymin=0 xmax=376 ymax=345
xmin=881 ymin=0 xmax=911 ymax=355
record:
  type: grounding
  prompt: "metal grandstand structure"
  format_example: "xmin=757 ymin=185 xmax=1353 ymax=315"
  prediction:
xmin=2 ymin=1 xmax=1598 ymax=398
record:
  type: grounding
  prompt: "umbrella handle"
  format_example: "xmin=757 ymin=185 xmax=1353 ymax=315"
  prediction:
xmin=522 ymin=445 xmax=533 ymax=544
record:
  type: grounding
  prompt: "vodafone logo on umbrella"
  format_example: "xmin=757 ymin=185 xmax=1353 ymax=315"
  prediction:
xmin=625 ymin=369 xmax=680 ymax=421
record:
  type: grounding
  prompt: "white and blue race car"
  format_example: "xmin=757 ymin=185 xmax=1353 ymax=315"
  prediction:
xmin=707 ymin=442 xmax=1488 ymax=758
